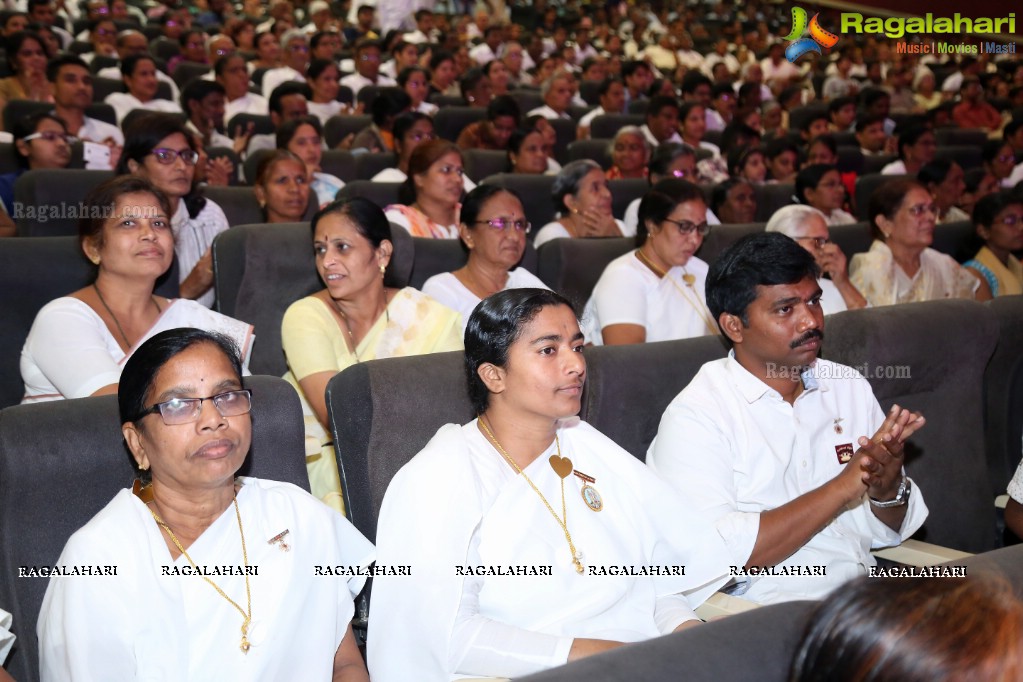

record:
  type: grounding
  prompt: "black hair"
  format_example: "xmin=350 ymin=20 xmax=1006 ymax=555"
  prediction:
xmin=982 ymin=138 xmax=1013 ymax=165
xmin=78 ymin=174 xmax=173 ymax=257
xmin=896 ymin=125 xmax=933 ymax=161
xmin=720 ymin=122 xmax=761 ymax=156
xmin=429 ymin=49 xmax=454 ymax=72
xmin=764 ymin=137 xmax=800 ymax=162
xmin=45 ymin=52 xmax=88 ymax=82
xmin=859 ymin=86 xmax=890 ymax=110
xmin=180 ymin=78 xmax=225 ymax=111
xmin=679 ymin=70 xmax=711 ymax=95
xmin=397 ymin=64 xmax=427 ymax=87
xmin=646 ymin=94 xmax=680 ymax=119
xmin=1003 ymin=117 xmax=1023 ymax=140
xmin=213 ymin=52 xmax=245 ymax=78
xmin=268 ymin=81 xmax=312 ymax=115
xmin=636 ymin=179 xmax=706 ymax=247
xmin=917 ymin=158 xmax=957 ymax=187
xmin=795 ymin=163 xmax=839 ymax=204
xmin=648 ymin=142 xmax=695 ymax=179
xmin=120 ymin=53 xmax=155 ymax=78
xmin=486 ymin=94 xmax=521 ymax=123
xmin=11 ymin=110 xmax=67 ymax=167
xmin=464 ymin=289 xmax=576 ymax=415
xmin=799 ymin=109 xmax=829 ymax=133
xmin=706 ymin=232 xmax=820 ymax=336
xmin=310 ymin=30 xmax=339 ymax=52
xmin=5 ymin=30 xmax=49 ymax=73
xmin=827 ymin=95 xmax=856 ymax=116
xmin=854 ymin=112 xmax=886 ymax=132
xmin=710 ymin=177 xmax=753 ymax=216
xmin=119 ymin=328 xmax=243 ymax=428
xmin=276 ymin=114 xmax=322 ymax=148
xmin=868 ymin=177 xmax=924 ymax=240
xmin=116 ymin=112 xmax=195 ymax=175
xmin=307 ymin=56 xmax=338 ymax=80
xmin=621 ymin=60 xmax=650 ymax=80
xmin=311 ymin=196 xmax=391 ymax=247
xmin=807 ymin=134 xmax=837 ymax=157
xmin=711 ymin=81 xmax=735 ymax=99
xmin=460 ymin=67 xmax=487 ymax=100
xmin=392 ymin=110 xmax=431 ymax=151
xmin=460 ymin=184 xmax=521 ymax=227
xmin=369 ymin=88 xmax=410 ymax=127
xmin=727 ymin=145 xmax=764 ymax=179
xmin=597 ymin=76 xmax=621 ymax=98
xmin=974 ymin=190 xmax=1023 ymax=230
xmin=506 ymin=127 xmax=542 ymax=170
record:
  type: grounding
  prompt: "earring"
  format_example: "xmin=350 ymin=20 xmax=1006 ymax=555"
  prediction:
xmin=90 ymin=255 xmax=100 ymax=265
xmin=379 ymin=264 xmax=386 ymax=275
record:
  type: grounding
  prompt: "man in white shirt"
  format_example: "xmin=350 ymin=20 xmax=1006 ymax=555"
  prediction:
xmin=105 ymin=54 xmax=182 ymax=125
xmin=216 ymin=53 xmax=269 ymax=124
xmin=47 ymin=54 xmax=123 ymax=168
xmin=640 ymin=95 xmax=683 ymax=147
xmin=648 ymin=232 xmax=927 ymax=605
xmin=262 ymin=29 xmax=310 ymax=97
xmin=402 ymin=8 xmax=435 ymax=44
xmin=339 ymin=39 xmax=396 ymax=97
xmin=468 ymin=25 xmax=503 ymax=66
xmin=765 ymin=205 xmax=867 ymax=315
xmin=247 ymin=81 xmax=311 ymax=156
xmin=760 ymin=42 xmax=802 ymax=89
xmin=180 ymin=79 xmax=236 ymax=150
xmin=577 ymin=77 xmax=625 ymax=139
xmin=527 ymin=72 xmax=574 ymax=121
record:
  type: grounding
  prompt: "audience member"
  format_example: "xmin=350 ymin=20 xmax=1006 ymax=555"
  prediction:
xmin=385 ymin=139 xmax=465 ymax=238
xmin=963 ymin=191 xmax=1023 ymax=297
xmin=534 ymin=159 xmax=630 ymax=247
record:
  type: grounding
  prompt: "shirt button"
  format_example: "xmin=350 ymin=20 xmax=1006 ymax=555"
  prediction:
xmin=802 ymin=461 xmax=808 ymax=468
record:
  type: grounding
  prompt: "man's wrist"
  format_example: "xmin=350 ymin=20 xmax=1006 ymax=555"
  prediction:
xmin=870 ymin=475 xmax=911 ymax=508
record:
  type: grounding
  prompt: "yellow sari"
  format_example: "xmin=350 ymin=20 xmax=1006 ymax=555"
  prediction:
xmin=281 ymin=287 xmax=463 ymax=514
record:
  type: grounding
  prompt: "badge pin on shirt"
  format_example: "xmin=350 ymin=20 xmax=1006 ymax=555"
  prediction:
xmin=833 ymin=417 xmax=844 ymax=434
xmin=835 ymin=443 xmax=854 ymax=464
xmin=268 ymin=529 xmax=291 ymax=552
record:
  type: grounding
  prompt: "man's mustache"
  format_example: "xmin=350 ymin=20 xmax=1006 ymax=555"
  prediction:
xmin=790 ymin=329 xmax=824 ymax=348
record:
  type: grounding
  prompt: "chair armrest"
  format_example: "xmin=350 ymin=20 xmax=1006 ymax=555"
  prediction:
xmin=872 ymin=539 xmax=973 ymax=566
xmin=694 ymin=591 xmax=761 ymax=621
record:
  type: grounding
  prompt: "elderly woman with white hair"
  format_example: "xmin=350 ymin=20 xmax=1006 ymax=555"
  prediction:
xmin=766 ymin=204 xmax=867 ymax=315
xmin=532 ymin=159 xmax=632 ymax=248
xmin=605 ymin=126 xmax=651 ymax=180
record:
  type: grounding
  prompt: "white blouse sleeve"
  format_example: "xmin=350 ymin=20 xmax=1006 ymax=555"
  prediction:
xmin=448 ymin=527 xmax=574 ymax=677
xmin=590 ymin=259 xmax=649 ymax=330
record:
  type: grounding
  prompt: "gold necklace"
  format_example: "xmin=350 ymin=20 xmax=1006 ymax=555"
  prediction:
xmin=634 ymin=249 xmax=718 ymax=335
xmin=478 ymin=417 xmax=584 ymax=574
xmin=149 ymin=498 xmax=253 ymax=653
xmin=93 ymin=283 xmax=162 ymax=350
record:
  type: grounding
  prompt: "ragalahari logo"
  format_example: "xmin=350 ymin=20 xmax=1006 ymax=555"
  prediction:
xmin=784 ymin=7 xmax=839 ymax=62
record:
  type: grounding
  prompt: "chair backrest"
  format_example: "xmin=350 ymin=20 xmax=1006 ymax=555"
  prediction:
xmin=855 ymin=173 xmax=906 ymax=221
xmin=0 ymin=236 xmax=179 ymax=409
xmin=353 ymin=151 xmax=396 ymax=180
xmin=608 ymin=178 xmax=648 ymax=220
xmin=326 ymin=351 xmax=473 ymax=543
xmin=406 ymin=237 xmax=539 ymax=290
xmin=462 ymin=149 xmax=508 ymax=183
xmin=201 ymin=185 xmax=268 ymax=227
xmin=835 ymin=146 xmax=864 ymax=174
xmin=0 ymin=374 xmax=307 ymax=682
xmin=928 ymin=220 xmax=974 ymax=260
xmin=862 ymin=153 xmax=897 ymax=175
xmin=13 ymin=169 xmax=115 ymax=236
xmin=319 ymin=150 xmax=358 ymax=183
xmin=567 ymin=138 xmax=612 ymax=169
xmin=0 ymin=142 xmax=20 ymax=175
xmin=536 ymin=236 xmax=634 ymax=312
xmin=336 ymin=180 xmax=402 ymax=209
xmin=212 ymin=222 xmax=413 ymax=375
xmin=549 ymin=117 xmax=576 ymax=164
xmin=578 ymin=80 xmax=601 ymax=106
xmin=227 ymin=112 xmax=275 ymax=138
xmin=698 ymin=222 xmax=765 ymax=265
xmin=590 ymin=114 xmax=646 ymax=140
xmin=171 ymin=60 xmax=212 ymax=88
xmin=324 ymin=114 xmax=373 ymax=148
xmin=935 ymin=145 xmax=983 ymax=171
xmin=582 ymin=336 xmax=729 ymax=458
xmin=823 ymin=300 xmax=1000 ymax=552
xmin=789 ymin=104 xmax=828 ymax=132
xmin=984 ymin=296 xmax=1023 ymax=496
xmin=935 ymin=128 xmax=988 ymax=148
xmin=428 ymin=93 xmax=468 ymax=107
xmin=356 ymin=85 xmax=403 ymax=110
xmin=753 ymin=182 xmax=796 ymax=222
xmin=508 ymin=89 xmax=544 ymax=115
xmin=151 ymin=36 xmax=181 ymax=61
xmin=433 ymin=106 xmax=487 ymax=142
xmin=479 ymin=173 xmax=558 ymax=233
xmin=828 ymin=222 xmax=873 ymax=260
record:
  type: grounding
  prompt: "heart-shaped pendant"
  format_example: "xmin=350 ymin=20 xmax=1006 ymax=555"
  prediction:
xmin=682 ymin=273 xmax=696 ymax=287
xmin=549 ymin=455 xmax=574 ymax=479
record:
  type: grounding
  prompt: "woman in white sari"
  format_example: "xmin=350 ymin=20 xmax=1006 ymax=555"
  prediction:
xmin=38 ymin=328 xmax=374 ymax=681
xmin=368 ymin=289 xmax=732 ymax=681
xmin=281 ymin=197 xmax=462 ymax=513
xmin=20 ymin=176 xmax=253 ymax=403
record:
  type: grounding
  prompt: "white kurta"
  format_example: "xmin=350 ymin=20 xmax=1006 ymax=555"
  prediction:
xmin=421 ymin=268 xmax=549 ymax=333
xmin=647 ymin=356 xmax=929 ymax=604
xmin=368 ymin=418 xmax=731 ymax=681
xmin=38 ymin=478 xmax=375 ymax=681
xmin=583 ymin=251 xmax=716 ymax=344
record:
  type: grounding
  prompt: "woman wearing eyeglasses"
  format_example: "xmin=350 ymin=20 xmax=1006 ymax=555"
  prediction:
xmin=0 ymin=31 xmax=53 ymax=124
xmin=117 ymin=112 xmax=230 ymax=307
xmin=533 ymin=159 xmax=630 ymax=248
xmin=584 ymin=179 xmax=717 ymax=345
xmin=795 ymin=164 xmax=856 ymax=226
xmin=38 ymin=328 xmax=374 ymax=680
xmin=963 ymin=192 xmax=1023 ymax=297
xmin=622 ymin=143 xmax=701 ymax=234
xmin=281 ymin=197 xmax=461 ymax=511
xmin=0 ymin=111 xmax=72 ymax=216
xmin=21 ymin=175 xmax=253 ymax=404
xmin=850 ymin=178 xmax=992 ymax=306
xmin=385 ymin=139 xmax=466 ymax=238
xmin=423 ymin=186 xmax=549 ymax=332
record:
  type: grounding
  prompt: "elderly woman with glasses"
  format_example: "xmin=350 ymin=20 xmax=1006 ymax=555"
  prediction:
xmin=423 ymin=185 xmax=549 ymax=332
xmin=850 ymin=178 xmax=992 ymax=306
xmin=117 ymin=112 xmax=231 ymax=307
xmin=533 ymin=159 xmax=630 ymax=248
xmin=38 ymin=328 xmax=374 ymax=680
xmin=21 ymin=175 xmax=253 ymax=403
xmin=0 ymin=111 xmax=73 ymax=215
xmin=584 ymin=179 xmax=718 ymax=345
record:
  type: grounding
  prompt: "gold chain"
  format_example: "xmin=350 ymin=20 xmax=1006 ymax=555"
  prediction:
xmin=92 ymin=283 xmax=162 ymax=350
xmin=634 ymin=248 xmax=719 ymax=336
xmin=149 ymin=498 xmax=253 ymax=653
xmin=478 ymin=417 xmax=584 ymax=574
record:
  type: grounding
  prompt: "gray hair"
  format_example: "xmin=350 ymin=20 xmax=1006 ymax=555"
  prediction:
xmin=765 ymin=204 xmax=828 ymax=237
xmin=607 ymin=125 xmax=652 ymax=158
xmin=280 ymin=29 xmax=308 ymax=49
xmin=552 ymin=159 xmax=602 ymax=211
xmin=541 ymin=70 xmax=574 ymax=98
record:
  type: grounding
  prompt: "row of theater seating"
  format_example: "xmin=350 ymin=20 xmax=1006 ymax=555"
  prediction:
xmin=1 ymin=296 xmax=1020 ymax=682
xmin=0 ymin=217 xmax=978 ymax=408
xmin=6 ymin=163 xmax=953 ymax=238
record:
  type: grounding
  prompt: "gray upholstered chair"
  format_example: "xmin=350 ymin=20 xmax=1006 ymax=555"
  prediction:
xmin=13 ymin=169 xmax=115 ymax=236
xmin=0 ymin=236 xmax=178 ymax=410
xmin=697 ymin=223 xmax=764 ymax=266
xmin=479 ymin=173 xmax=558 ymax=237
xmin=753 ymin=182 xmax=796 ymax=223
xmin=608 ymin=178 xmax=648 ymax=220
xmin=0 ymin=375 xmax=307 ymax=682
xmin=336 ymin=180 xmax=402 ymax=210
xmin=462 ymin=149 xmax=508 ymax=184
xmin=984 ymin=295 xmax=1023 ymax=497
xmin=406 ymin=236 xmax=538 ymax=290
xmin=855 ymin=173 xmax=907 ymax=221
xmin=567 ymin=139 xmax=613 ymax=169
xmin=535 ymin=236 xmax=634 ymax=312
xmin=211 ymin=222 xmax=413 ymax=376
xmin=828 ymin=221 xmax=873 ymax=261
xmin=823 ymin=300 xmax=1000 ymax=552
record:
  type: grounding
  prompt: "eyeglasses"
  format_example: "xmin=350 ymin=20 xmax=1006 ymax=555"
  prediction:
xmin=670 ymin=169 xmax=693 ymax=178
xmin=408 ymin=131 xmax=436 ymax=142
xmin=288 ymin=44 xmax=309 ymax=52
xmin=794 ymin=236 xmax=829 ymax=249
xmin=663 ymin=219 xmax=710 ymax=236
xmin=24 ymin=131 xmax=77 ymax=144
xmin=138 ymin=389 xmax=252 ymax=426
xmin=997 ymin=214 xmax=1022 ymax=226
xmin=475 ymin=218 xmax=531 ymax=233
xmin=359 ymin=53 xmax=380 ymax=61
xmin=906 ymin=203 xmax=937 ymax=217
xmin=150 ymin=147 xmax=200 ymax=165
xmin=995 ymin=153 xmax=1015 ymax=163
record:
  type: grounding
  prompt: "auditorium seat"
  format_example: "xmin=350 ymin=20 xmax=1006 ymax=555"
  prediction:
xmin=324 ymin=114 xmax=372 ymax=148
xmin=433 ymin=106 xmax=486 ymax=142
xmin=935 ymin=128 xmax=988 ymax=148
xmin=855 ymin=173 xmax=906 ymax=221
xmin=827 ymin=222 xmax=873 ymax=260
xmin=90 ymin=76 xmax=173 ymax=103
xmin=984 ymin=295 xmax=1023 ymax=496
xmin=227 ymin=113 xmax=275 ymax=142
xmin=206 ymin=146 xmax=242 ymax=185
xmin=535 ymin=237 xmax=634 ymax=312
xmin=509 ymin=89 xmax=543 ymax=115
xmin=406 ymin=237 xmax=538 ymax=290
xmin=462 ymin=149 xmax=508 ymax=183
xmin=0 ymin=236 xmax=178 ymax=409
xmin=13 ymin=169 xmax=114 ymax=236
xmin=0 ymin=143 xmax=21 ymax=175
xmin=336 ymin=180 xmax=402 ymax=209
xmin=609 ymin=178 xmax=649 ymax=221
xmin=2 ymin=100 xmax=117 ymax=131
xmin=320 ymin=150 xmax=359 ymax=184
xmin=590 ymin=114 xmax=645 ymax=140
xmin=171 ymin=60 xmax=212 ymax=88
xmin=479 ymin=173 xmax=557 ymax=233
xmin=697 ymin=222 xmax=765 ymax=264
xmin=568 ymin=138 xmax=612 ymax=169
xmin=0 ymin=375 xmax=308 ymax=682
xmin=211 ymin=222 xmax=413 ymax=376
xmin=549 ymin=117 xmax=576 ymax=165
xmin=753 ymin=182 xmax=796 ymax=222
xmin=935 ymin=145 xmax=983 ymax=172
xmin=353 ymin=152 xmax=396 ymax=181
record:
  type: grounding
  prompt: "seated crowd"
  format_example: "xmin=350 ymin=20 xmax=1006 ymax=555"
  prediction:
xmin=2 ymin=0 xmax=1023 ymax=680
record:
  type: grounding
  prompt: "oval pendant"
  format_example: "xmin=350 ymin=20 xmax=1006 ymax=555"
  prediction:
xmin=581 ymin=484 xmax=603 ymax=512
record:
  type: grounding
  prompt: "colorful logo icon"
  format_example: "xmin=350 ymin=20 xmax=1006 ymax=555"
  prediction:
xmin=784 ymin=7 xmax=839 ymax=62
